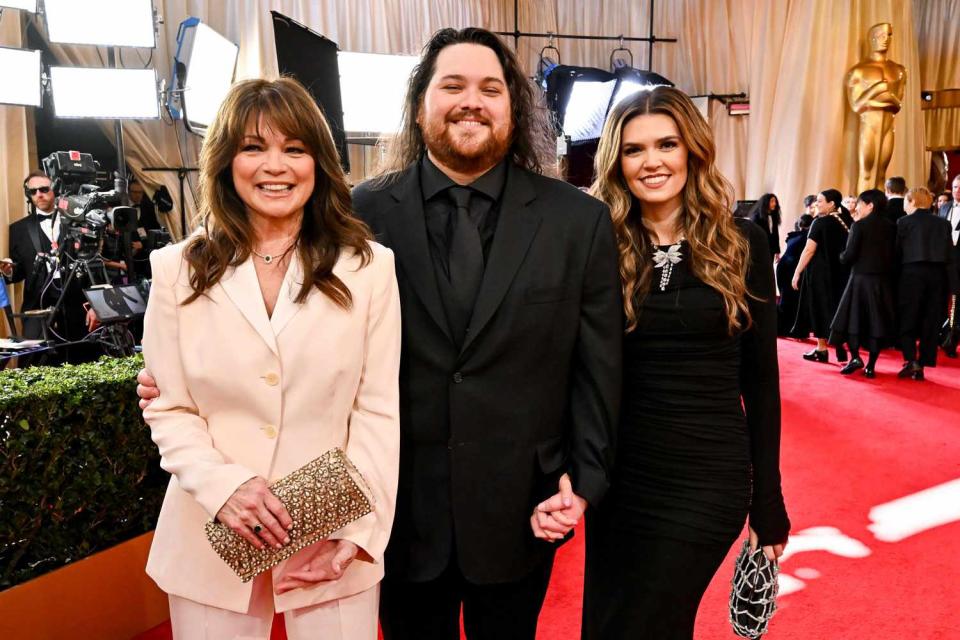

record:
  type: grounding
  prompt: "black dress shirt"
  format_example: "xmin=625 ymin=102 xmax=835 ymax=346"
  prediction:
xmin=420 ymin=155 xmax=507 ymax=280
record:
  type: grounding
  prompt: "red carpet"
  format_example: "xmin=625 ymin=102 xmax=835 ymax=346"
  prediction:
xmin=135 ymin=339 xmax=960 ymax=639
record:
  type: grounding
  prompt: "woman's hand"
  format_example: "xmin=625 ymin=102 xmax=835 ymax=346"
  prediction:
xmin=749 ymin=525 xmax=786 ymax=564
xmin=215 ymin=477 xmax=293 ymax=550
xmin=136 ymin=368 xmax=159 ymax=410
xmin=275 ymin=539 xmax=359 ymax=594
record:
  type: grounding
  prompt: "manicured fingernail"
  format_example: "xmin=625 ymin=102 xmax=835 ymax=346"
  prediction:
xmin=563 ymin=498 xmax=572 ymax=507
xmin=284 ymin=537 xmax=291 ymax=544
xmin=275 ymin=543 xmax=282 ymax=549
xmin=287 ymin=523 xmax=294 ymax=530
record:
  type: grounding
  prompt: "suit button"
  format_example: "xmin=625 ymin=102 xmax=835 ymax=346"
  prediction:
xmin=263 ymin=372 xmax=280 ymax=386
xmin=262 ymin=424 xmax=278 ymax=439
xmin=452 ymin=372 xmax=463 ymax=384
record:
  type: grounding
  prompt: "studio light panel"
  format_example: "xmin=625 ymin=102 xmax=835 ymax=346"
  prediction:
xmin=51 ymin=67 xmax=159 ymax=119
xmin=337 ymin=51 xmax=419 ymax=133
xmin=563 ymin=79 xmax=617 ymax=142
xmin=0 ymin=47 xmax=42 ymax=107
xmin=44 ymin=0 xmax=155 ymax=48
xmin=0 ymin=0 xmax=38 ymax=11
xmin=178 ymin=20 xmax=239 ymax=132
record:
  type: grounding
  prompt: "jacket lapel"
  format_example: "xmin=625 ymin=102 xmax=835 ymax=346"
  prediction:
xmin=460 ymin=166 xmax=541 ymax=355
xmin=218 ymin=257 xmax=279 ymax=357
xmin=270 ymin=253 xmax=305 ymax=337
xmin=385 ymin=167 xmax=454 ymax=344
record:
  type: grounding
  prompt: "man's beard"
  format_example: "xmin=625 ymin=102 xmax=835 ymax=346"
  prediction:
xmin=420 ymin=113 xmax=513 ymax=175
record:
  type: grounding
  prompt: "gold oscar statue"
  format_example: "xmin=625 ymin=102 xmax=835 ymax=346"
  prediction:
xmin=845 ymin=23 xmax=906 ymax=194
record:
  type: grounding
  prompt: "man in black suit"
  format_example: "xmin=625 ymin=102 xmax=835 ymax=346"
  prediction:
xmin=883 ymin=175 xmax=907 ymax=223
xmin=895 ymin=188 xmax=957 ymax=379
xmin=353 ymin=28 xmax=622 ymax=640
xmin=2 ymin=172 xmax=62 ymax=355
xmin=2 ymin=171 xmax=97 ymax=365
xmin=939 ymin=175 xmax=960 ymax=356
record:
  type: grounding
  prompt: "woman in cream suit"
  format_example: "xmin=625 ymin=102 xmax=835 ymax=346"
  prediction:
xmin=141 ymin=77 xmax=400 ymax=639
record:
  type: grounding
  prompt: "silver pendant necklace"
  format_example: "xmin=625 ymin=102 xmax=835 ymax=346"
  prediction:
xmin=652 ymin=238 xmax=685 ymax=291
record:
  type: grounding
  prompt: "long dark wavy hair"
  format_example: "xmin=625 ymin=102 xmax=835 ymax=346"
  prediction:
xmin=590 ymin=87 xmax=753 ymax=334
xmin=184 ymin=77 xmax=372 ymax=308
xmin=372 ymin=27 xmax=556 ymax=183
xmin=752 ymin=193 xmax=782 ymax=228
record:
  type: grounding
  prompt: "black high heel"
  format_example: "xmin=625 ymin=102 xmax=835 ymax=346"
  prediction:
xmin=802 ymin=349 xmax=829 ymax=363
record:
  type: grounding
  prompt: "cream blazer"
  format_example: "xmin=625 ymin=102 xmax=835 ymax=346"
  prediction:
xmin=141 ymin=239 xmax=400 ymax=614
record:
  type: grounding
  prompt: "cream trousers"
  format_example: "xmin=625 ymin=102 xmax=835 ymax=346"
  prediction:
xmin=168 ymin=575 xmax=379 ymax=640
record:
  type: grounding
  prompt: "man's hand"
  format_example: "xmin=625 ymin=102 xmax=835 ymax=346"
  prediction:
xmin=530 ymin=473 xmax=587 ymax=542
xmin=0 ymin=259 xmax=13 ymax=278
xmin=85 ymin=307 xmax=100 ymax=332
xmin=275 ymin=539 xmax=359 ymax=594
xmin=136 ymin=368 xmax=159 ymax=410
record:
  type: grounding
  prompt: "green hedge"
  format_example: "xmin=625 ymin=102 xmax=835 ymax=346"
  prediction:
xmin=0 ymin=355 xmax=167 ymax=589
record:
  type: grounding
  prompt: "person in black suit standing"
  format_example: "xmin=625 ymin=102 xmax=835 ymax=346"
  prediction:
xmin=352 ymin=28 xmax=622 ymax=640
xmin=896 ymin=187 xmax=958 ymax=379
xmin=829 ymin=189 xmax=896 ymax=377
xmin=938 ymin=175 xmax=960 ymax=357
xmin=2 ymin=171 xmax=63 ymax=363
xmin=883 ymin=176 xmax=907 ymax=224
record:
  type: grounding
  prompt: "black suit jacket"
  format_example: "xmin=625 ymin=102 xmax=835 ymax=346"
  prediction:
xmin=940 ymin=201 xmax=960 ymax=284
xmin=353 ymin=162 xmax=622 ymax=584
xmin=839 ymin=213 xmax=895 ymax=275
xmin=896 ymin=209 xmax=958 ymax=294
xmin=5 ymin=213 xmax=61 ymax=312
xmin=884 ymin=197 xmax=905 ymax=224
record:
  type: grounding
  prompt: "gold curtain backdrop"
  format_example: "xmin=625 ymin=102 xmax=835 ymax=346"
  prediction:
xmin=2 ymin=0 xmax=959 ymax=309
xmin=915 ymin=0 xmax=960 ymax=152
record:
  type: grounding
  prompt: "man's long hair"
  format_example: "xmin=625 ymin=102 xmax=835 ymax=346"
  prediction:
xmin=372 ymin=27 xmax=555 ymax=184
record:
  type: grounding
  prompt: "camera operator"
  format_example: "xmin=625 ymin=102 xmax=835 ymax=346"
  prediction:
xmin=2 ymin=172 xmax=65 ymax=363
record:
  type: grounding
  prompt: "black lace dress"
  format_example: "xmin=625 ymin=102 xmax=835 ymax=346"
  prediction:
xmin=583 ymin=220 xmax=790 ymax=640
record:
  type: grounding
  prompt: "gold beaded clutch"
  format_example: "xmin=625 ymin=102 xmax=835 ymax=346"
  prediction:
xmin=204 ymin=448 xmax=374 ymax=582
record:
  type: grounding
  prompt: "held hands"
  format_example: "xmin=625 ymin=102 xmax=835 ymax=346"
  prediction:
xmin=216 ymin=477 xmax=293 ymax=551
xmin=0 ymin=259 xmax=13 ymax=278
xmin=275 ymin=539 xmax=359 ymax=594
xmin=749 ymin=525 xmax=786 ymax=564
xmin=530 ymin=473 xmax=587 ymax=542
xmin=136 ymin=368 xmax=159 ymax=410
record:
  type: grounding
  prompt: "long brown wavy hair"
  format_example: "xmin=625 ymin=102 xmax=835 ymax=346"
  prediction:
xmin=184 ymin=77 xmax=372 ymax=308
xmin=590 ymin=87 xmax=752 ymax=334
xmin=372 ymin=27 xmax=556 ymax=183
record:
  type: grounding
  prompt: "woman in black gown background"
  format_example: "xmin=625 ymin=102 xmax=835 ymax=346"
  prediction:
xmin=582 ymin=88 xmax=790 ymax=639
xmin=828 ymin=189 xmax=896 ymax=378
xmin=790 ymin=189 xmax=854 ymax=362
xmin=750 ymin=193 xmax=783 ymax=261
xmin=777 ymin=214 xmax=813 ymax=335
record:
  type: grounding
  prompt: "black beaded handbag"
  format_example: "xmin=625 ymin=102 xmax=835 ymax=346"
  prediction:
xmin=729 ymin=540 xmax=779 ymax=638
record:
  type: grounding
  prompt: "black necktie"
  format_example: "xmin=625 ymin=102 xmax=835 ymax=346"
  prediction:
xmin=447 ymin=186 xmax=484 ymax=340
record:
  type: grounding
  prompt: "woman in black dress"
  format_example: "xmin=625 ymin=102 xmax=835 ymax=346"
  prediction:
xmin=828 ymin=189 xmax=896 ymax=377
xmin=790 ymin=189 xmax=854 ymax=362
xmin=751 ymin=193 xmax=783 ymax=261
xmin=581 ymin=88 xmax=790 ymax=639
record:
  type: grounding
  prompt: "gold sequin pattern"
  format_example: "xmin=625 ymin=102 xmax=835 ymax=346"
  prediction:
xmin=204 ymin=448 xmax=374 ymax=582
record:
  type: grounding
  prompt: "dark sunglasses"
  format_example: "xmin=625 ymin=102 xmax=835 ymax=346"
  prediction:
xmin=27 ymin=186 xmax=52 ymax=195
